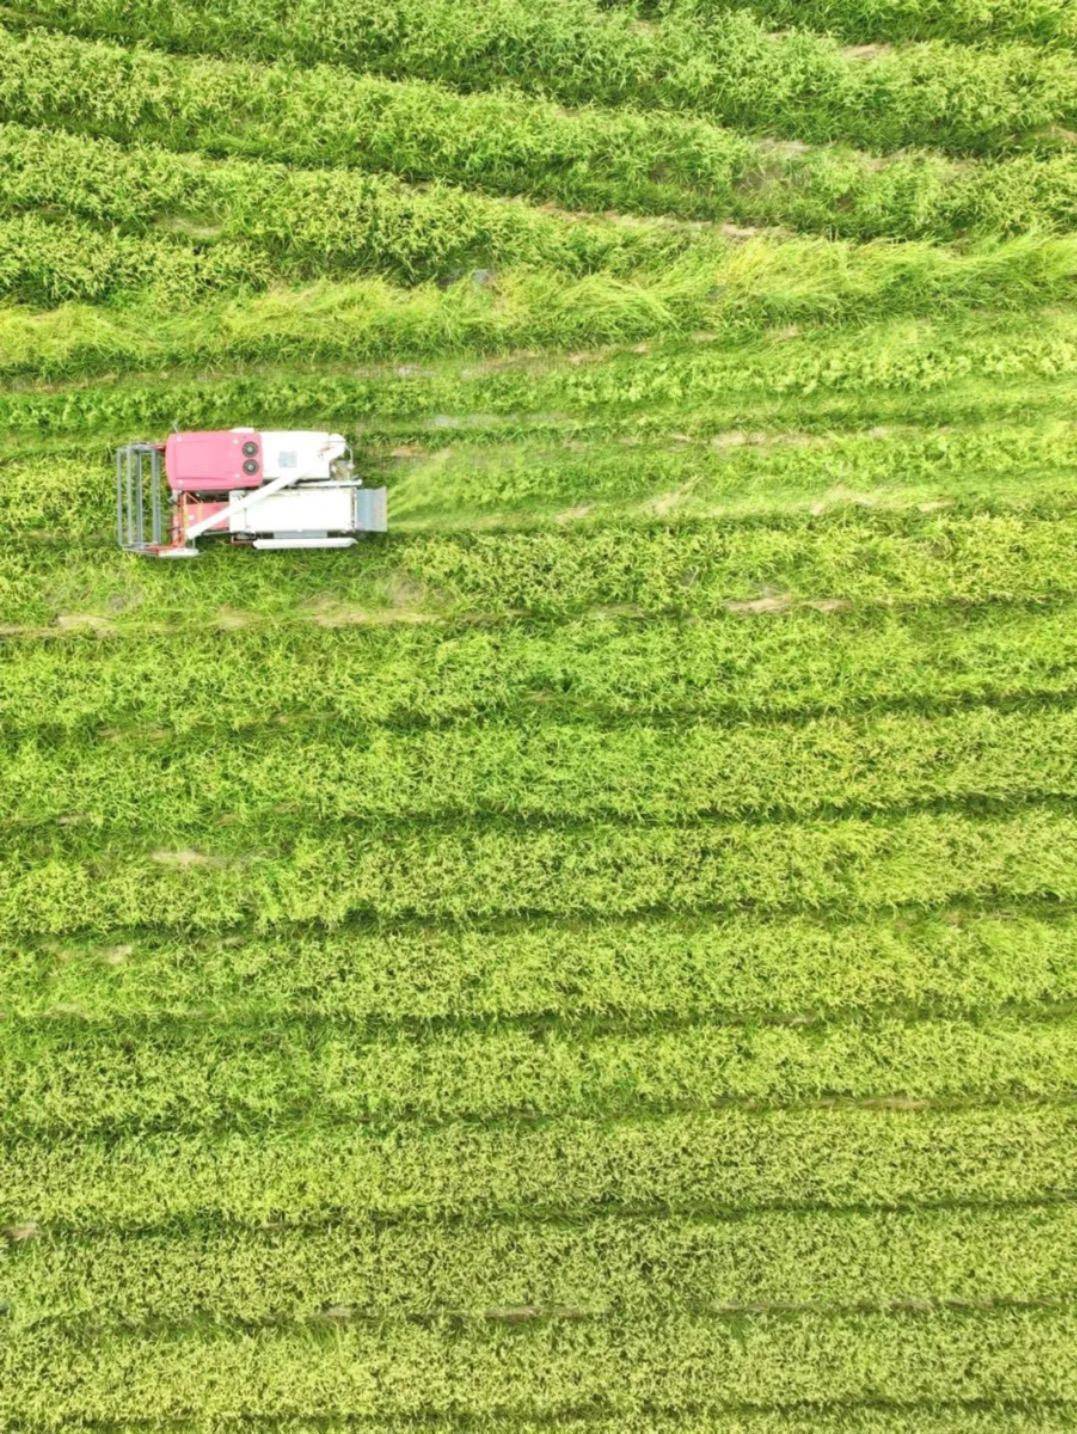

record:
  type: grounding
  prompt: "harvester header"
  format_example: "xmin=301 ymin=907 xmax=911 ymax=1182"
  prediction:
xmin=116 ymin=428 xmax=388 ymax=556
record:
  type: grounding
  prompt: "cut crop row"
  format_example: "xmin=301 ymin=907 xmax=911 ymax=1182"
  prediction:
xmin=1 ymin=378 xmax=1073 ymax=498
xmin=1 ymin=27 xmax=1073 ymax=239
xmin=2 ymin=1306 xmax=1074 ymax=1421
xmin=19 ymin=0 xmax=1077 ymax=154
xmin=385 ymin=420 xmax=1077 ymax=532
xmin=5 ymin=704 xmax=1077 ymax=835
xmin=2 ymin=805 xmax=1076 ymax=935
xmin=4 ymin=1008 xmax=1074 ymax=1135
xmin=351 ymin=380 xmax=1077 ymax=476
xmin=6 ymin=906 xmax=1076 ymax=1024
xmin=4 ymin=1103 xmax=1070 ymax=1226
xmin=9 ymin=420 xmax=1077 ymax=541
xmin=3 ymin=603 xmax=1074 ymax=737
xmin=5 ymin=508 xmax=1077 ymax=628
xmin=360 ymin=307 xmax=1077 ymax=419
xmin=6 ymin=1203 xmax=1073 ymax=1329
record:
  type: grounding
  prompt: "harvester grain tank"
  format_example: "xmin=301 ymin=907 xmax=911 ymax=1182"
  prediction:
xmin=116 ymin=428 xmax=388 ymax=556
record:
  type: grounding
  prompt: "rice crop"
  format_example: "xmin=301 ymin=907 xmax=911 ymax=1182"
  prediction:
xmin=1 ymin=0 xmax=1074 ymax=1422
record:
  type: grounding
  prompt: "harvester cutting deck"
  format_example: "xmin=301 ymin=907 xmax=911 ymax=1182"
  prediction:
xmin=116 ymin=428 xmax=388 ymax=556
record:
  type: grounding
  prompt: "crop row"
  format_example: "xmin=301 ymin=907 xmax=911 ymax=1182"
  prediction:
xmin=5 ymin=1203 xmax=1073 ymax=1329
xmin=1 ymin=300 xmax=1072 ymax=433
xmin=385 ymin=419 xmax=1077 ymax=531
xmin=0 ymin=202 xmax=649 ymax=311
xmin=5 ymin=507 xmax=1077 ymax=629
xmin=5 ymin=704 xmax=1077 ymax=835
xmin=3 ymin=234 xmax=1072 ymax=393
xmin=0 ymin=122 xmax=703 ymax=286
xmin=5 ymin=1103 xmax=1071 ymax=1226
xmin=8 ymin=419 xmax=1077 ymax=541
xmin=391 ymin=511 xmax=1077 ymax=616
xmin=353 ymin=306 xmax=1077 ymax=418
xmin=19 ymin=0 xmax=1077 ymax=154
xmin=3 ymin=805 xmax=1077 ymax=935
xmin=3 ymin=1306 xmax=1075 ymax=1421
xmin=415 ymin=1415 xmax=1075 ymax=1434
xmin=3 ymin=603 xmax=1074 ymax=736
xmin=0 ymin=1410 xmax=1048 ymax=1434
xmin=0 ymin=1414 xmax=1042 ymax=1434
xmin=1 ymin=28 xmax=1074 ymax=241
xmin=5 ymin=1008 xmax=1076 ymax=1135
xmin=0 ymin=211 xmax=280 ymax=308
xmin=347 ymin=380 xmax=1077 ymax=481
xmin=660 ymin=0 xmax=1077 ymax=46
xmin=6 ymin=906 xmax=1076 ymax=1024
xmin=0 ymin=370 xmax=1070 ymax=478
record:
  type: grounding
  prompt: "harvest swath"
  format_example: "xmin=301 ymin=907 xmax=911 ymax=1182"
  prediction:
xmin=0 ymin=0 xmax=1074 ymax=1426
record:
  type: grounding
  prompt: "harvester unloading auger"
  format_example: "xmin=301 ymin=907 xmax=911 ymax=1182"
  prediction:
xmin=116 ymin=428 xmax=388 ymax=556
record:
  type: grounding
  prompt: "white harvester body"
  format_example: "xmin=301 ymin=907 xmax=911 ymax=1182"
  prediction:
xmin=116 ymin=427 xmax=388 ymax=556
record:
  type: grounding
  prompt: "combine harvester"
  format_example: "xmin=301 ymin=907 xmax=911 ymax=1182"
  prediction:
xmin=116 ymin=428 xmax=388 ymax=556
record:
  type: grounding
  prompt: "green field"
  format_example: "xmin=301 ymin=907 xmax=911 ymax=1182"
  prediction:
xmin=0 ymin=0 xmax=1075 ymax=1426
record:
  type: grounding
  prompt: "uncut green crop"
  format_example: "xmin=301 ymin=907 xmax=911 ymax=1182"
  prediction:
xmin=6 ymin=1204 xmax=1073 ymax=1328
xmin=5 ymin=1104 xmax=1071 ymax=1226
xmin=5 ymin=509 xmax=1077 ymax=630
xmin=16 ymin=0 xmax=1077 ymax=153
xmin=0 ymin=121 xmax=706 ymax=291
xmin=3 ymin=704 xmax=1076 ymax=834
xmin=5 ymin=907 xmax=1076 ymax=1022
xmin=661 ymin=0 xmax=1077 ymax=46
xmin=3 ymin=602 xmax=1075 ymax=735
xmin=2 ymin=806 xmax=1077 ymax=934
xmin=665 ymin=0 xmax=1077 ymax=46
xmin=3 ymin=1308 xmax=1075 ymax=1421
xmin=0 ymin=27 xmax=1073 ymax=238
xmin=4 ymin=1009 xmax=1074 ymax=1135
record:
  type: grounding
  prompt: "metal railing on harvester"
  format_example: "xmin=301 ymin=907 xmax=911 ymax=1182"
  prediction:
xmin=116 ymin=443 xmax=168 ymax=553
